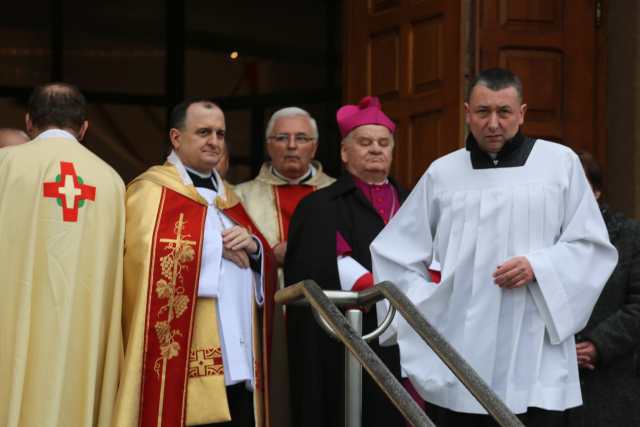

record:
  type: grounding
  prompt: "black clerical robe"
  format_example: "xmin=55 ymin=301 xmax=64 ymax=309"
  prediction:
xmin=284 ymin=173 xmax=406 ymax=427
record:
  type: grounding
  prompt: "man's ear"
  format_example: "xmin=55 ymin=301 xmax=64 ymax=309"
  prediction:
xmin=25 ymin=113 xmax=34 ymax=137
xmin=463 ymin=102 xmax=470 ymax=124
xmin=77 ymin=121 xmax=89 ymax=141
xmin=519 ymin=103 xmax=527 ymax=125
xmin=340 ymin=142 xmax=348 ymax=164
xmin=169 ymin=128 xmax=181 ymax=150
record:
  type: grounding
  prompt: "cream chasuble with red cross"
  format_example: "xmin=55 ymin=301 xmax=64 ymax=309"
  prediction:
xmin=0 ymin=133 xmax=125 ymax=427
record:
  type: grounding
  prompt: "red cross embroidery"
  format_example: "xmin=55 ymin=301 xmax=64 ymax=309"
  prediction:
xmin=43 ymin=161 xmax=96 ymax=222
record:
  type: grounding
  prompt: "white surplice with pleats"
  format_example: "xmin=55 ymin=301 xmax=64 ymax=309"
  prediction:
xmin=371 ymin=139 xmax=618 ymax=414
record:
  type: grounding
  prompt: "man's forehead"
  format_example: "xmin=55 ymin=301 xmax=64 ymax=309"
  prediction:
xmin=186 ymin=103 xmax=225 ymax=127
xmin=352 ymin=124 xmax=392 ymax=139
xmin=469 ymin=85 xmax=521 ymax=106
xmin=273 ymin=115 xmax=312 ymax=132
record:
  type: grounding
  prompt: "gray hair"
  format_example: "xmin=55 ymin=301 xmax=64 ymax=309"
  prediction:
xmin=265 ymin=107 xmax=318 ymax=141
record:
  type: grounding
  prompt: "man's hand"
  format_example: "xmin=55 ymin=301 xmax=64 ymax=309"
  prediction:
xmin=493 ymin=256 xmax=534 ymax=289
xmin=222 ymin=248 xmax=250 ymax=269
xmin=222 ymin=226 xmax=258 ymax=254
xmin=273 ymin=241 xmax=287 ymax=267
xmin=576 ymin=340 xmax=598 ymax=370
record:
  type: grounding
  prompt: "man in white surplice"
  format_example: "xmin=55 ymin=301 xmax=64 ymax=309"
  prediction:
xmin=370 ymin=68 xmax=618 ymax=426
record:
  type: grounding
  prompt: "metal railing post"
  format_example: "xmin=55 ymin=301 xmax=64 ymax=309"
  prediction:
xmin=344 ymin=309 xmax=363 ymax=427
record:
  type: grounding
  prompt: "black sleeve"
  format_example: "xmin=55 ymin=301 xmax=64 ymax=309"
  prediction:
xmin=584 ymin=220 xmax=640 ymax=366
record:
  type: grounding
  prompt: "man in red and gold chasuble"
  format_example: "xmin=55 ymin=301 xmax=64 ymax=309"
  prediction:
xmin=113 ymin=99 xmax=280 ymax=427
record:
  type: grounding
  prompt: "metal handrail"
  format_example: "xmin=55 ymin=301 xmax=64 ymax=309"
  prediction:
xmin=276 ymin=280 xmax=525 ymax=427
xmin=277 ymin=280 xmax=434 ymax=427
xmin=311 ymin=303 xmax=396 ymax=342
xmin=374 ymin=281 xmax=524 ymax=426
xmin=276 ymin=286 xmax=383 ymax=307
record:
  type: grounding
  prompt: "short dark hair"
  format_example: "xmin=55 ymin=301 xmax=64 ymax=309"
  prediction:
xmin=169 ymin=98 xmax=220 ymax=131
xmin=27 ymin=83 xmax=87 ymax=132
xmin=576 ymin=150 xmax=603 ymax=191
xmin=467 ymin=68 xmax=523 ymax=102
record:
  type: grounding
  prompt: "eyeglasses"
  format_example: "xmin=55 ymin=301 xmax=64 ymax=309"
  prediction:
xmin=267 ymin=133 xmax=316 ymax=144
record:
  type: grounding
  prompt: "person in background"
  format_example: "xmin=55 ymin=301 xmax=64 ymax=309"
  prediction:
xmin=567 ymin=150 xmax=640 ymax=427
xmin=235 ymin=107 xmax=336 ymax=427
xmin=235 ymin=107 xmax=334 ymax=275
xmin=0 ymin=127 xmax=29 ymax=148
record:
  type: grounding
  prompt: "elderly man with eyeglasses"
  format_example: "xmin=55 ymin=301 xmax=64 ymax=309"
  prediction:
xmin=235 ymin=107 xmax=335 ymax=271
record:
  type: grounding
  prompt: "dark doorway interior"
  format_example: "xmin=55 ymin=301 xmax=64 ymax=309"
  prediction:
xmin=0 ymin=0 xmax=343 ymax=183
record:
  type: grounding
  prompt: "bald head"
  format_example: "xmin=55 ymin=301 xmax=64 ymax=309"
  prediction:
xmin=0 ymin=128 xmax=29 ymax=148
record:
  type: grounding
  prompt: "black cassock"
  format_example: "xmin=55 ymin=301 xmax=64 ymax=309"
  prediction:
xmin=284 ymin=173 xmax=406 ymax=427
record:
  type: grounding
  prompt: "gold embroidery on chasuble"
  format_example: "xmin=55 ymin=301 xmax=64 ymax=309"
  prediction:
xmin=185 ymin=293 xmax=231 ymax=424
xmin=139 ymin=188 xmax=209 ymax=427
xmin=189 ymin=347 xmax=224 ymax=377
xmin=154 ymin=213 xmax=196 ymax=368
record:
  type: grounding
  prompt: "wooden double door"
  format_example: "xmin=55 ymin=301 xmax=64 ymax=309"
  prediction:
xmin=344 ymin=0 xmax=606 ymax=188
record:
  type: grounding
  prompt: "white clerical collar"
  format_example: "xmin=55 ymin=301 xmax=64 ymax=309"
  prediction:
xmin=166 ymin=150 xmax=225 ymax=197
xmin=37 ymin=129 xmax=76 ymax=140
xmin=271 ymin=163 xmax=316 ymax=185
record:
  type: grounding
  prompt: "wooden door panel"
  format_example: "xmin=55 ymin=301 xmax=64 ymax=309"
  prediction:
xmin=410 ymin=111 xmax=443 ymax=177
xmin=499 ymin=49 xmax=564 ymax=140
xmin=346 ymin=0 xmax=603 ymax=186
xmin=498 ymin=0 xmax=563 ymax=30
xmin=478 ymin=0 xmax=601 ymax=156
xmin=368 ymin=28 xmax=401 ymax=100
xmin=410 ymin=16 xmax=444 ymax=96
xmin=345 ymin=0 xmax=462 ymax=188
xmin=390 ymin=117 xmax=409 ymax=184
xmin=372 ymin=0 xmax=401 ymax=14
